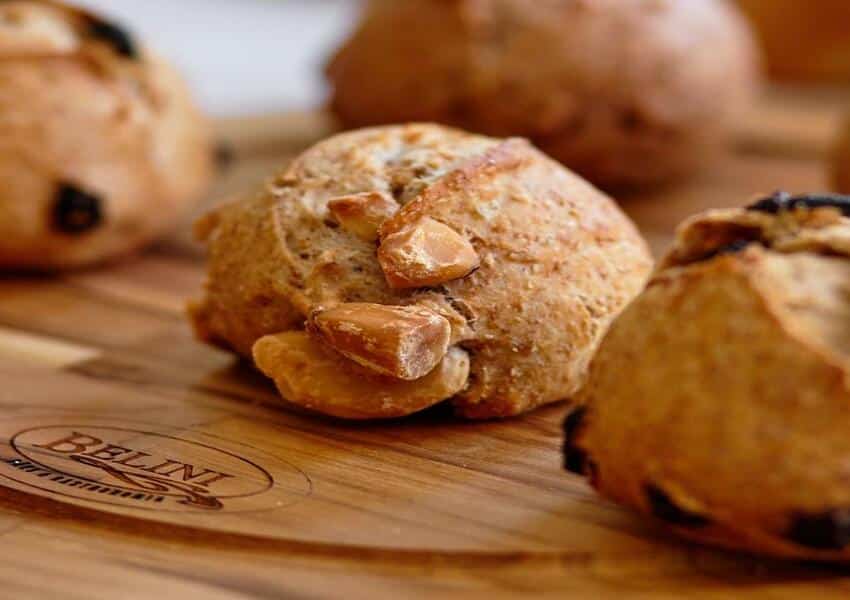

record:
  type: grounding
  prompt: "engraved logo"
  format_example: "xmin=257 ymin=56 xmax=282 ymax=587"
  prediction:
xmin=0 ymin=421 xmax=310 ymax=513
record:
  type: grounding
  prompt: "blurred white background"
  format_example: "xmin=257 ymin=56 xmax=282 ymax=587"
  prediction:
xmin=74 ymin=0 xmax=361 ymax=116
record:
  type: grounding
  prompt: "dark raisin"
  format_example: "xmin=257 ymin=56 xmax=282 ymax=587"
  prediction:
xmin=562 ymin=407 xmax=589 ymax=476
xmin=645 ymin=484 xmax=710 ymax=528
xmin=88 ymin=18 xmax=137 ymax=59
xmin=563 ymin=406 xmax=587 ymax=441
xmin=786 ymin=509 xmax=850 ymax=550
xmin=696 ymin=239 xmax=754 ymax=263
xmin=620 ymin=108 xmax=646 ymax=132
xmin=748 ymin=191 xmax=850 ymax=217
xmin=52 ymin=183 xmax=103 ymax=234
xmin=563 ymin=446 xmax=589 ymax=476
xmin=214 ymin=141 xmax=236 ymax=171
xmin=585 ymin=458 xmax=599 ymax=487
xmin=747 ymin=190 xmax=790 ymax=214
xmin=390 ymin=182 xmax=406 ymax=201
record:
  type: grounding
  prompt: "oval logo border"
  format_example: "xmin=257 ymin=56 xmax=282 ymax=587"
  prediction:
xmin=0 ymin=419 xmax=311 ymax=515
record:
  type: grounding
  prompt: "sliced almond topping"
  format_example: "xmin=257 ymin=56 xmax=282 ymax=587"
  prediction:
xmin=327 ymin=191 xmax=398 ymax=242
xmin=252 ymin=331 xmax=470 ymax=420
xmin=378 ymin=218 xmax=480 ymax=289
xmin=309 ymin=303 xmax=450 ymax=380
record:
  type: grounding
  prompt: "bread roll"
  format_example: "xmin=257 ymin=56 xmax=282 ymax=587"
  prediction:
xmin=191 ymin=124 xmax=652 ymax=419
xmin=567 ymin=193 xmax=850 ymax=560
xmin=0 ymin=0 xmax=213 ymax=269
xmin=328 ymin=0 xmax=760 ymax=189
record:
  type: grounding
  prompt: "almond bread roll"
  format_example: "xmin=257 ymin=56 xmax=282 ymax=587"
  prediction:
xmin=191 ymin=124 xmax=652 ymax=420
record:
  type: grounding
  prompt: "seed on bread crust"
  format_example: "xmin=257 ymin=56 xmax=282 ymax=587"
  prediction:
xmin=309 ymin=303 xmax=451 ymax=380
xmin=252 ymin=331 xmax=470 ymax=419
xmin=378 ymin=217 xmax=480 ymax=289
xmin=328 ymin=191 xmax=398 ymax=242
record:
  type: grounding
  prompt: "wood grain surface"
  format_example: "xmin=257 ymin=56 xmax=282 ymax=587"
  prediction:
xmin=0 ymin=88 xmax=849 ymax=599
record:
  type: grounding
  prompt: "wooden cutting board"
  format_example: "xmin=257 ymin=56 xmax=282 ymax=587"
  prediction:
xmin=1 ymin=88 xmax=849 ymax=599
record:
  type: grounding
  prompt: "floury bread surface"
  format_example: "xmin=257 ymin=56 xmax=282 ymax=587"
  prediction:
xmin=191 ymin=124 xmax=652 ymax=419
xmin=566 ymin=193 xmax=850 ymax=560
xmin=0 ymin=0 xmax=213 ymax=269
xmin=327 ymin=0 xmax=760 ymax=189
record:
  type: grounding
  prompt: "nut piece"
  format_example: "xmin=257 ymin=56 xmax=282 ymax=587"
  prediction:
xmin=309 ymin=303 xmax=451 ymax=380
xmin=378 ymin=218 xmax=480 ymax=289
xmin=252 ymin=331 xmax=470 ymax=419
xmin=328 ymin=191 xmax=398 ymax=242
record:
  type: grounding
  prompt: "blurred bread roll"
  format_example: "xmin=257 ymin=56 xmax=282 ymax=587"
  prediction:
xmin=0 ymin=0 xmax=213 ymax=269
xmin=737 ymin=0 xmax=850 ymax=82
xmin=327 ymin=0 xmax=760 ymax=189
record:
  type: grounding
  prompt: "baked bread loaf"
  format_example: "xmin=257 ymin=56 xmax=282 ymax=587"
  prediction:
xmin=191 ymin=124 xmax=652 ymax=420
xmin=737 ymin=0 xmax=850 ymax=82
xmin=327 ymin=0 xmax=760 ymax=189
xmin=0 ymin=0 xmax=213 ymax=270
xmin=566 ymin=192 xmax=850 ymax=560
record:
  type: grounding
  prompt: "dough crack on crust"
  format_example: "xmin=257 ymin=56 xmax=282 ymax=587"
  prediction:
xmin=0 ymin=0 xmax=213 ymax=269
xmin=567 ymin=194 xmax=850 ymax=560
xmin=191 ymin=124 xmax=652 ymax=420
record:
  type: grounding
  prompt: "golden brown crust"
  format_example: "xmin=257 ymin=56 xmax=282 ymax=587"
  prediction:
xmin=0 ymin=0 xmax=213 ymax=270
xmin=192 ymin=124 xmax=652 ymax=419
xmin=736 ymin=0 xmax=850 ymax=82
xmin=570 ymin=203 xmax=850 ymax=560
xmin=327 ymin=0 xmax=760 ymax=189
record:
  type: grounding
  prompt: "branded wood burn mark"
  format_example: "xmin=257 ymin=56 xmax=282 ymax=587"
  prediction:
xmin=0 ymin=423 xmax=310 ymax=514
xmin=29 ymin=431 xmax=235 ymax=509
